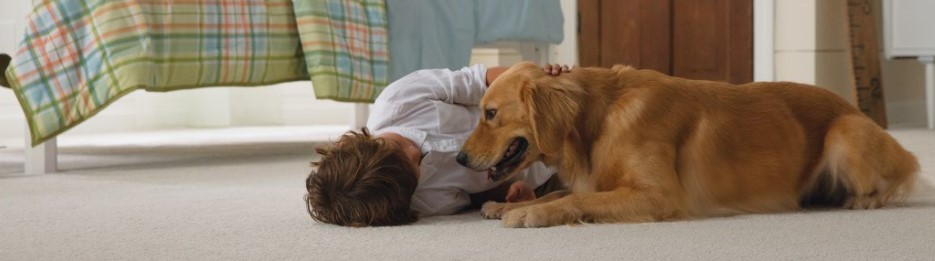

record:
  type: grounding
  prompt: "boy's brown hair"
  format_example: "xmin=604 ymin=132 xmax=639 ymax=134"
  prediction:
xmin=305 ymin=128 xmax=419 ymax=227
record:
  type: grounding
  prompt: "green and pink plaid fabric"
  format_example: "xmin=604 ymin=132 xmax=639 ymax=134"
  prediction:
xmin=2 ymin=0 xmax=389 ymax=146
xmin=297 ymin=0 xmax=389 ymax=103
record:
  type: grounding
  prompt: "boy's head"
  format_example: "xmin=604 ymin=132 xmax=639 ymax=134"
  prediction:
xmin=305 ymin=128 xmax=420 ymax=227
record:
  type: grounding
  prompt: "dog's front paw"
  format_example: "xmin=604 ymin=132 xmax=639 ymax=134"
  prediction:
xmin=500 ymin=205 xmax=580 ymax=228
xmin=481 ymin=201 xmax=513 ymax=219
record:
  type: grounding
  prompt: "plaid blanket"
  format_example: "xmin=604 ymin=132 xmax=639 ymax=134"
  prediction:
xmin=2 ymin=0 xmax=388 ymax=146
xmin=298 ymin=0 xmax=389 ymax=102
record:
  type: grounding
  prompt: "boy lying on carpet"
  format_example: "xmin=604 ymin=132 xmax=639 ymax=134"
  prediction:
xmin=305 ymin=64 xmax=570 ymax=227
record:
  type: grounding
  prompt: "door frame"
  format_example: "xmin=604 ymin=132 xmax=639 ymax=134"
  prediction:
xmin=754 ymin=0 xmax=774 ymax=82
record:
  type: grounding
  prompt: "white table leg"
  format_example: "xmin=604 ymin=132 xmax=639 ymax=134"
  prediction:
xmin=352 ymin=103 xmax=369 ymax=130
xmin=24 ymin=124 xmax=56 ymax=174
xmin=920 ymin=56 xmax=935 ymax=129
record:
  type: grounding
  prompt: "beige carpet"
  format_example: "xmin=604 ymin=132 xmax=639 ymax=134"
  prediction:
xmin=1 ymin=129 xmax=934 ymax=260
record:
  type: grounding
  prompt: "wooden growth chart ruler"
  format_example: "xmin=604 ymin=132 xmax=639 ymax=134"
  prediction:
xmin=845 ymin=0 xmax=887 ymax=128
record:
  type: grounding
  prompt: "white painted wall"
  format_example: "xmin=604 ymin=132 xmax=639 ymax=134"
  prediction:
xmin=0 ymin=0 xmax=30 ymax=141
xmin=775 ymin=0 xmax=927 ymax=127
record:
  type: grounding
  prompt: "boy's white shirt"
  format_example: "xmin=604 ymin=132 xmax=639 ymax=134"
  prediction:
xmin=367 ymin=64 xmax=555 ymax=216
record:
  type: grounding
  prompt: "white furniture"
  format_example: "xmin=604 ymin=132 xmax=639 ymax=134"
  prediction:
xmin=920 ymin=57 xmax=935 ymax=129
xmin=883 ymin=0 xmax=935 ymax=129
xmin=25 ymin=125 xmax=56 ymax=175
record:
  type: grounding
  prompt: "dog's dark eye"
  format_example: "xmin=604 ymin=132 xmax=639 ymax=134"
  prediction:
xmin=485 ymin=109 xmax=497 ymax=121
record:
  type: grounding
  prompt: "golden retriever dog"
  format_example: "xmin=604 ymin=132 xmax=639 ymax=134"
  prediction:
xmin=456 ymin=62 xmax=919 ymax=228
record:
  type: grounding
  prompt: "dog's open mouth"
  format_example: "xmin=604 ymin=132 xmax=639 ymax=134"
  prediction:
xmin=487 ymin=138 xmax=529 ymax=181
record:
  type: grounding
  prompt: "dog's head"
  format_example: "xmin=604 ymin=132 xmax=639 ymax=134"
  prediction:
xmin=457 ymin=62 xmax=584 ymax=181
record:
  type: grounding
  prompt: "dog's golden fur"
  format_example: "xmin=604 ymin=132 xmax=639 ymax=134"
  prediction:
xmin=459 ymin=62 xmax=919 ymax=228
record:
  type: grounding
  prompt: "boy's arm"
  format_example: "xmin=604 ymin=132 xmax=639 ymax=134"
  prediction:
xmin=376 ymin=64 xmax=569 ymax=107
xmin=485 ymin=66 xmax=508 ymax=86
xmin=374 ymin=65 xmax=490 ymax=106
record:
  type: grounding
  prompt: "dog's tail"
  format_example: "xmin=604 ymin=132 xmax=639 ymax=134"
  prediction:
xmin=801 ymin=115 xmax=919 ymax=209
xmin=799 ymin=169 xmax=850 ymax=207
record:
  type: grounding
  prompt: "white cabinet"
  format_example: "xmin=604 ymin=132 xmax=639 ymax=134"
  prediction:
xmin=884 ymin=0 xmax=935 ymax=58
xmin=883 ymin=0 xmax=935 ymax=129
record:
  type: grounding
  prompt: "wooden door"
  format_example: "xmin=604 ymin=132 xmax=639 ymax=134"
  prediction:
xmin=579 ymin=0 xmax=753 ymax=84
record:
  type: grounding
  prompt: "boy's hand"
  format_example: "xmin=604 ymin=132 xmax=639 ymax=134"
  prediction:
xmin=505 ymin=181 xmax=537 ymax=202
xmin=542 ymin=63 xmax=571 ymax=76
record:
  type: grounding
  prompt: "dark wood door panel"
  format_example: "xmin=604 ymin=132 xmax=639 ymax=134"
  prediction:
xmin=672 ymin=0 xmax=752 ymax=84
xmin=672 ymin=0 xmax=728 ymax=82
xmin=595 ymin=0 xmax=671 ymax=73
xmin=579 ymin=0 xmax=752 ymax=84
xmin=634 ymin=0 xmax=672 ymax=73
xmin=599 ymin=0 xmax=643 ymax=68
xmin=578 ymin=0 xmax=601 ymax=67
xmin=726 ymin=0 xmax=753 ymax=84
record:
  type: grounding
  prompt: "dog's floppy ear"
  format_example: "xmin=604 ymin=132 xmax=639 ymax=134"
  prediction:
xmin=520 ymin=77 xmax=584 ymax=156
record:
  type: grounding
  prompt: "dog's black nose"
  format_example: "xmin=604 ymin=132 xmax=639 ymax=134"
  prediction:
xmin=456 ymin=152 xmax=470 ymax=167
